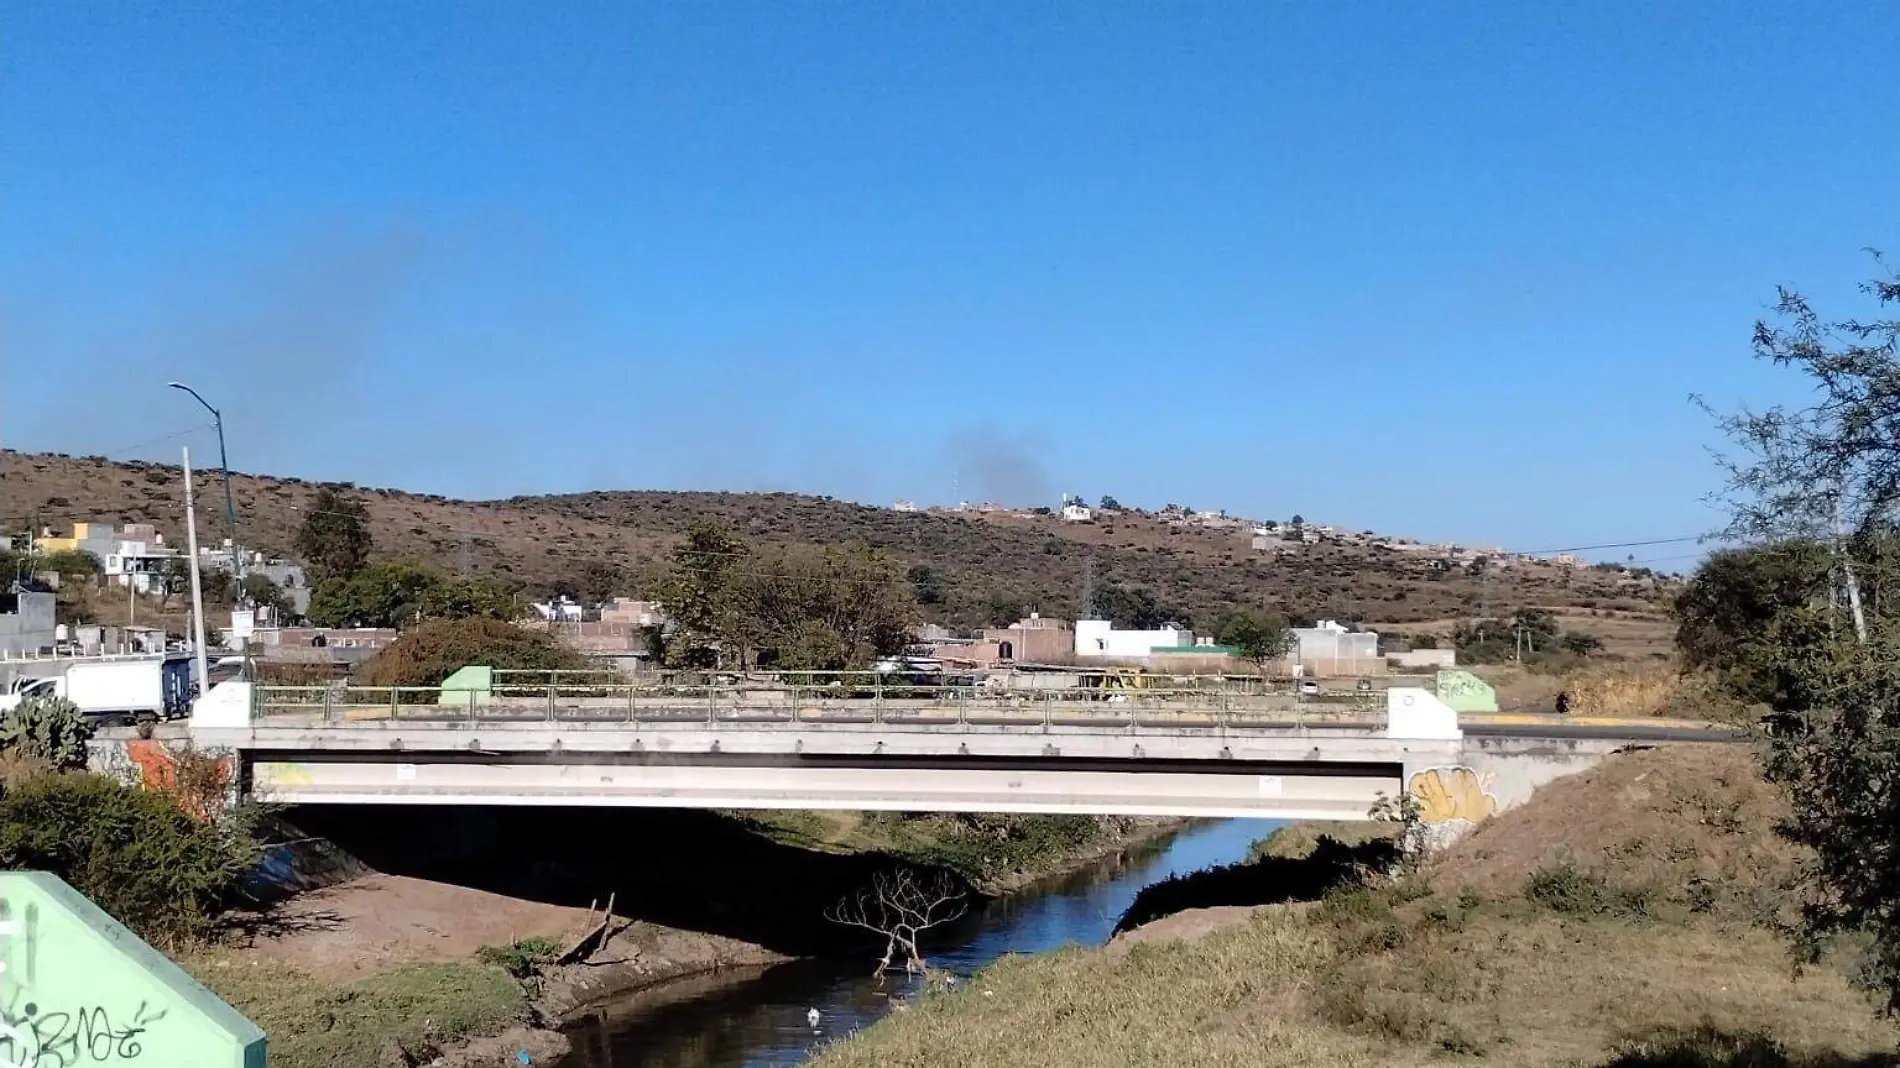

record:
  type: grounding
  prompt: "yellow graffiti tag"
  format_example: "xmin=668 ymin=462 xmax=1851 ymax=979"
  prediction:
xmin=1408 ymin=766 xmax=1498 ymax=824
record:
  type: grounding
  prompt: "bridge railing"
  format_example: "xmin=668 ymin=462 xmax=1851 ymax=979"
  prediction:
xmin=249 ymin=677 xmax=1388 ymax=729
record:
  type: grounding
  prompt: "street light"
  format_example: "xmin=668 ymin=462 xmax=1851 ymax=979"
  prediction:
xmin=167 ymin=382 xmax=243 ymax=588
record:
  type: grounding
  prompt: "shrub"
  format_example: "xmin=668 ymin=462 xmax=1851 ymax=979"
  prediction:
xmin=475 ymin=936 xmax=562 ymax=981
xmin=358 ymin=617 xmax=588 ymax=688
xmin=0 ymin=696 xmax=94 ymax=770
xmin=0 ymin=772 xmax=257 ymax=945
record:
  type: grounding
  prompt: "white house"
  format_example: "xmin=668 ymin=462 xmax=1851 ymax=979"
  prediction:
xmin=1074 ymin=619 xmax=1195 ymax=659
xmin=1060 ymin=503 xmax=1093 ymax=523
xmin=532 ymin=597 xmax=585 ymax=623
xmin=892 ymin=500 xmax=918 ymax=513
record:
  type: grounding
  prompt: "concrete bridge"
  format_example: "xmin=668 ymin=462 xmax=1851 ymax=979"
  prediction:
xmin=174 ymin=672 xmax=1735 ymax=840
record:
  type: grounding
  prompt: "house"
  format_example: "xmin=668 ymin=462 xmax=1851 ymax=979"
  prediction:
xmin=892 ymin=500 xmax=919 ymax=513
xmin=1075 ymin=619 xmax=1195 ymax=659
xmin=531 ymin=597 xmax=585 ymax=623
xmin=601 ymin=599 xmax=667 ymax=630
xmin=932 ymin=615 xmax=1075 ymax=666
xmin=1060 ymin=503 xmax=1093 ymax=523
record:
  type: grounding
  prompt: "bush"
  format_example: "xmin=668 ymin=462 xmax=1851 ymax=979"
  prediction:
xmin=0 ymin=773 xmax=257 ymax=945
xmin=475 ymin=936 xmax=562 ymax=991
xmin=0 ymin=696 xmax=94 ymax=769
xmin=358 ymin=617 xmax=589 ymax=689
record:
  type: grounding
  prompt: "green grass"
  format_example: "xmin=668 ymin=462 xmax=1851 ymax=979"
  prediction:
xmin=189 ymin=955 xmax=529 ymax=1068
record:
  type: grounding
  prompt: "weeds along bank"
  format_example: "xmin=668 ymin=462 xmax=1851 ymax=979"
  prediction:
xmin=814 ymin=745 xmax=1900 ymax=1068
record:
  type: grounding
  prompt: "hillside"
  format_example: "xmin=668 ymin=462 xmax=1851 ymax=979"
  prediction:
xmin=813 ymin=745 xmax=1897 ymax=1068
xmin=1 ymin=450 xmax=1673 ymax=633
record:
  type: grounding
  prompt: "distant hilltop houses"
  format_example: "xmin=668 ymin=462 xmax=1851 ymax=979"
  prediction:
xmin=886 ymin=496 xmax=1585 ymax=569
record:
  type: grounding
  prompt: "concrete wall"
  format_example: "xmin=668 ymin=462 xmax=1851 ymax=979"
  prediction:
xmin=0 ymin=589 xmax=56 ymax=655
xmin=1390 ymin=649 xmax=1457 ymax=669
xmin=1075 ymin=620 xmax=1194 ymax=658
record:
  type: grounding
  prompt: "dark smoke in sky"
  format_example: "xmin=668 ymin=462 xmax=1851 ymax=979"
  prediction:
xmin=947 ymin=426 xmax=1053 ymax=507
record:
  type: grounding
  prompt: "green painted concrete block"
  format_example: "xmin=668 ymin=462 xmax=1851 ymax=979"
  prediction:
xmin=1435 ymin=669 xmax=1498 ymax=713
xmin=0 ymin=871 xmax=265 ymax=1067
xmin=439 ymin=664 xmax=495 ymax=708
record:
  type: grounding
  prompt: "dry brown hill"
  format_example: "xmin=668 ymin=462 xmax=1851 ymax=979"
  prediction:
xmin=1 ymin=449 xmax=1673 ymax=633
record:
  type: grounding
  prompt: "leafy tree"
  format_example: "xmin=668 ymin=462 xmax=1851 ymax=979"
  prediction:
xmin=654 ymin=522 xmax=750 ymax=664
xmin=1559 ymin=630 xmax=1604 ymax=656
xmin=655 ymin=525 xmax=915 ymax=670
xmin=358 ymin=617 xmax=587 ymax=688
xmin=307 ymin=561 xmax=515 ymax=629
xmin=1094 ymin=585 xmax=1188 ymax=631
xmin=1214 ymin=609 xmax=1292 ymax=667
xmin=1290 ymin=514 xmax=1306 ymax=527
xmin=907 ymin=565 xmax=945 ymax=606
xmin=241 ymin=573 xmax=294 ymax=617
xmin=1674 ymin=541 xmax=1833 ymax=705
xmin=1702 ymin=257 xmax=1900 ymax=1009
xmin=1099 ymin=495 xmax=1123 ymax=511
xmin=40 ymin=549 xmax=102 ymax=585
xmin=295 ymin=487 xmax=372 ymax=580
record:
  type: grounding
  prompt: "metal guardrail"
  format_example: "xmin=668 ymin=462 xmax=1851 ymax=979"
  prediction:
xmin=251 ymin=679 xmax=1387 ymax=730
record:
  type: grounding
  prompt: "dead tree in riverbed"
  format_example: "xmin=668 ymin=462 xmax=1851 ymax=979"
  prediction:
xmin=825 ymin=870 xmax=968 ymax=976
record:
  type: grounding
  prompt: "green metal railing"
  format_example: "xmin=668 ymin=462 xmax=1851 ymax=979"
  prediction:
xmin=250 ymin=671 xmax=1388 ymax=730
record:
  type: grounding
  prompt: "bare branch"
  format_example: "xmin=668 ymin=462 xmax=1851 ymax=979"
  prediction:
xmin=824 ymin=869 xmax=969 ymax=976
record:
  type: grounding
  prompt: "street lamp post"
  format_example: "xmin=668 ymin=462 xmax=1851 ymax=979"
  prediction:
xmin=167 ymin=382 xmax=243 ymax=590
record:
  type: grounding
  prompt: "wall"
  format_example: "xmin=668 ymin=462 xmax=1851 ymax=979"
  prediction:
xmin=0 ymin=589 xmax=56 ymax=655
xmin=1074 ymin=620 xmax=1195 ymax=658
xmin=979 ymin=622 xmax=1073 ymax=664
xmin=1390 ymin=649 xmax=1457 ymax=670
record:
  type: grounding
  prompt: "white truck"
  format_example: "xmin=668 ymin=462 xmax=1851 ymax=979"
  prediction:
xmin=0 ymin=657 xmax=197 ymax=723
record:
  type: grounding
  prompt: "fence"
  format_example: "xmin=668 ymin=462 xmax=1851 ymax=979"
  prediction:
xmin=251 ymin=671 xmax=1388 ymax=730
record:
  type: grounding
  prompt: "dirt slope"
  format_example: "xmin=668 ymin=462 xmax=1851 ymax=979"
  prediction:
xmin=2 ymin=448 xmax=1672 ymax=630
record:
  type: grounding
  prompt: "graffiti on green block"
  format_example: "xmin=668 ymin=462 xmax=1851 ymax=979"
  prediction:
xmin=0 ymin=872 xmax=265 ymax=1068
xmin=1435 ymin=669 xmax=1498 ymax=713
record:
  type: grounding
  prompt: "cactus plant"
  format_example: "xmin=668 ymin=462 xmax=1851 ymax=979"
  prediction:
xmin=1 ymin=696 xmax=94 ymax=770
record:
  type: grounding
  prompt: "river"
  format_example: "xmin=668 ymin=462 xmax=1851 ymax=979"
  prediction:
xmin=559 ymin=818 xmax=1281 ymax=1068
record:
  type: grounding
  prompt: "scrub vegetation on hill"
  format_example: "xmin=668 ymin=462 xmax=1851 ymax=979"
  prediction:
xmin=0 ymin=449 xmax=1673 ymax=632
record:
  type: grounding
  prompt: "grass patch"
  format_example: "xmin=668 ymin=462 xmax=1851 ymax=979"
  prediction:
xmin=1525 ymin=860 xmax=1660 ymax=921
xmin=189 ymin=954 xmax=529 ymax=1068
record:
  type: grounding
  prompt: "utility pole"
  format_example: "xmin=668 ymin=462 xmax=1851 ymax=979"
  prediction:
xmin=168 ymin=382 xmax=243 ymax=592
xmin=182 ymin=448 xmax=211 ymax=698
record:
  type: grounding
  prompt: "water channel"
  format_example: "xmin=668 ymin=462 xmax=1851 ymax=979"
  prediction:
xmin=559 ymin=818 xmax=1281 ymax=1068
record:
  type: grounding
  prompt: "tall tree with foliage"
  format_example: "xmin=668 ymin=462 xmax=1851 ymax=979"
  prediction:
xmin=1214 ymin=608 xmax=1292 ymax=667
xmin=655 ymin=524 xmax=915 ymax=670
xmin=1704 ymin=255 xmax=1900 ymax=1009
xmin=294 ymin=487 xmax=372 ymax=580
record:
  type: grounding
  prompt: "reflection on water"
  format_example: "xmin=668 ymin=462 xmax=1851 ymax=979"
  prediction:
xmin=561 ymin=819 xmax=1279 ymax=1068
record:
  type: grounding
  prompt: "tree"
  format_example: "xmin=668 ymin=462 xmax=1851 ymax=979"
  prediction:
xmin=1290 ymin=514 xmax=1306 ymax=528
xmin=358 ymin=617 xmax=588 ymax=688
xmin=907 ymin=565 xmax=945 ymax=606
xmin=1674 ymin=541 xmax=1833 ymax=705
xmin=656 ymin=525 xmax=914 ymax=671
xmin=294 ymin=487 xmax=372 ymax=580
xmin=1215 ymin=608 xmax=1292 ymax=667
xmin=306 ymin=561 xmax=512 ymax=629
xmin=825 ymin=870 xmax=968 ymax=976
xmin=654 ymin=522 xmax=750 ymax=666
xmin=1703 ymin=257 xmax=1900 ymax=1010
xmin=1559 ymin=630 xmax=1604 ymax=656
xmin=40 ymin=550 xmax=102 ymax=586
xmin=241 ymin=573 xmax=294 ymax=618
xmin=1094 ymin=584 xmax=1187 ymax=630
xmin=1099 ymin=495 xmax=1123 ymax=511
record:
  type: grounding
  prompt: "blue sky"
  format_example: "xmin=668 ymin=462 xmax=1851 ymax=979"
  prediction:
xmin=4 ymin=1 xmax=1897 ymax=562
